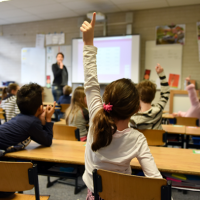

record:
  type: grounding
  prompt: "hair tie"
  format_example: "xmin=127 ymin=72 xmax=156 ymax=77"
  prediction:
xmin=103 ymin=103 xmax=113 ymax=112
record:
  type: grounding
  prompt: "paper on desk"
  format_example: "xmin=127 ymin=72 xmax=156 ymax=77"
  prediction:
xmin=193 ymin=150 xmax=200 ymax=154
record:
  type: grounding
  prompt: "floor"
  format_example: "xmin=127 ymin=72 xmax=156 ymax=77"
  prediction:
xmin=24 ymin=176 xmax=200 ymax=200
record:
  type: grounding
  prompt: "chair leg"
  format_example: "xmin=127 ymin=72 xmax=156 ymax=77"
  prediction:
xmin=74 ymin=177 xmax=79 ymax=194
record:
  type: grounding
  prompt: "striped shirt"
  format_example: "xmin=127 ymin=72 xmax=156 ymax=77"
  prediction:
xmin=1 ymin=94 xmax=20 ymax=122
xmin=130 ymin=71 xmax=170 ymax=130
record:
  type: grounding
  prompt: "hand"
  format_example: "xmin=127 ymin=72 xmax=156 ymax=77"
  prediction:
xmin=185 ymin=76 xmax=191 ymax=85
xmin=60 ymin=62 xmax=63 ymax=69
xmin=80 ymin=12 xmax=96 ymax=45
xmin=38 ymin=108 xmax=46 ymax=125
xmin=155 ymin=63 xmax=163 ymax=74
xmin=46 ymin=102 xmax=56 ymax=122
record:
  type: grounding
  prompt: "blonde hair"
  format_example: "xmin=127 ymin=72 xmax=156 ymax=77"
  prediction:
xmin=63 ymin=85 xmax=72 ymax=95
xmin=65 ymin=86 xmax=87 ymax=124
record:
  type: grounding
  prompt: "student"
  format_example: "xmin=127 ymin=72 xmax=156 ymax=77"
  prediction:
xmin=1 ymin=83 xmax=20 ymax=121
xmin=65 ymin=86 xmax=89 ymax=141
xmin=57 ymin=85 xmax=72 ymax=104
xmin=80 ymin=13 xmax=162 ymax=200
xmin=173 ymin=77 xmax=200 ymax=125
xmin=56 ymin=85 xmax=72 ymax=120
xmin=0 ymin=83 xmax=55 ymax=151
xmin=130 ymin=64 xmax=170 ymax=130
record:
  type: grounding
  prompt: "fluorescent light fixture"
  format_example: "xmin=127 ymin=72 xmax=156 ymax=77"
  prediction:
xmin=87 ymin=12 xmax=105 ymax=21
xmin=0 ymin=0 xmax=10 ymax=2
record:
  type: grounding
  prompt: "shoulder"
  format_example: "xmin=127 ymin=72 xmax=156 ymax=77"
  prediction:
xmin=52 ymin=63 xmax=57 ymax=68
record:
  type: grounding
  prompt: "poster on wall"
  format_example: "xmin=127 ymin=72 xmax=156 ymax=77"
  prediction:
xmin=156 ymin=24 xmax=185 ymax=45
xmin=197 ymin=22 xmax=200 ymax=62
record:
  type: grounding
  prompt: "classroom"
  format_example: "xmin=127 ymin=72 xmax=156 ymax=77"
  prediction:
xmin=0 ymin=0 xmax=200 ymax=199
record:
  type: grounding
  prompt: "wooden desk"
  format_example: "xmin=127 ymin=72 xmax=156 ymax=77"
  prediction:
xmin=162 ymin=114 xmax=174 ymax=119
xmin=4 ymin=140 xmax=200 ymax=176
xmin=43 ymin=102 xmax=58 ymax=106
xmin=54 ymin=120 xmax=66 ymax=125
xmin=186 ymin=127 xmax=200 ymax=136
xmin=162 ymin=125 xmax=185 ymax=134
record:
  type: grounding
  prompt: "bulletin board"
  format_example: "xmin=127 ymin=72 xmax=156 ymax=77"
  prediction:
xmin=145 ymin=41 xmax=183 ymax=89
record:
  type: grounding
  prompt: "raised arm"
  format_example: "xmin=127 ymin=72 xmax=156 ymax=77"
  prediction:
xmin=155 ymin=64 xmax=170 ymax=110
xmin=80 ymin=13 xmax=103 ymax=120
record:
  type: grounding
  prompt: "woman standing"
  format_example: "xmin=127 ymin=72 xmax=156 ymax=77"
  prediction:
xmin=52 ymin=52 xmax=68 ymax=102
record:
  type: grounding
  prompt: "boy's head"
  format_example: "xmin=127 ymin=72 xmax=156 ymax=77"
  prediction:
xmin=136 ymin=80 xmax=157 ymax=104
xmin=63 ymin=85 xmax=72 ymax=96
xmin=17 ymin=83 xmax=44 ymax=116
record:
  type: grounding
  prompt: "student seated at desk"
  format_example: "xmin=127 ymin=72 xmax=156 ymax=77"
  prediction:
xmin=1 ymin=83 xmax=20 ymax=121
xmin=65 ymin=86 xmax=89 ymax=141
xmin=80 ymin=13 xmax=162 ymax=200
xmin=56 ymin=85 xmax=72 ymax=120
xmin=173 ymin=76 xmax=200 ymax=126
xmin=130 ymin=64 xmax=170 ymax=130
xmin=0 ymin=83 xmax=55 ymax=153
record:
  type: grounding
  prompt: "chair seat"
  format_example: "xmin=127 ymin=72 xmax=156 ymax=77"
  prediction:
xmin=3 ymin=193 xmax=50 ymax=200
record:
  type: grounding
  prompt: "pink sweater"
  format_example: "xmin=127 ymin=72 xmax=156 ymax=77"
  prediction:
xmin=177 ymin=84 xmax=200 ymax=125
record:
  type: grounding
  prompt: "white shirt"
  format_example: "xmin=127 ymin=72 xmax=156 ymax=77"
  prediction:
xmin=82 ymin=45 xmax=162 ymax=193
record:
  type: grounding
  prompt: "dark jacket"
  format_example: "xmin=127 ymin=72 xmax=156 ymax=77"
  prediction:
xmin=52 ymin=63 xmax=68 ymax=86
xmin=0 ymin=114 xmax=53 ymax=150
xmin=57 ymin=95 xmax=71 ymax=105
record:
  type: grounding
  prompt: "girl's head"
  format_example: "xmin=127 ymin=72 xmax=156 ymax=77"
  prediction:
xmin=56 ymin=52 xmax=64 ymax=64
xmin=65 ymin=86 xmax=87 ymax=124
xmin=92 ymin=78 xmax=140 ymax=152
xmin=2 ymin=83 xmax=19 ymax=100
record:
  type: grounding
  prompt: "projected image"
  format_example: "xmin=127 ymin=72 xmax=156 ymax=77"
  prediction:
xmin=72 ymin=35 xmax=140 ymax=84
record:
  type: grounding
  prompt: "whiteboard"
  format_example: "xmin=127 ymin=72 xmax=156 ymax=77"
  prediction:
xmin=145 ymin=41 xmax=182 ymax=89
xmin=21 ymin=48 xmax=45 ymax=86
xmin=46 ymin=45 xmax=71 ymax=86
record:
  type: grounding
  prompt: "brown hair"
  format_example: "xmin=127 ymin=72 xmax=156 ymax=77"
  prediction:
xmin=136 ymin=80 xmax=157 ymax=103
xmin=65 ymin=86 xmax=86 ymax=124
xmin=63 ymin=85 xmax=72 ymax=96
xmin=92 ymin=78 xmax=140 ymax=152
xmin=2 ymin=83 xmax=18 ymax=100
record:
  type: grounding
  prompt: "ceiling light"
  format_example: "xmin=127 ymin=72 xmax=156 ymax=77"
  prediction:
xmin=0 ymin=0 xmax=10 ymax=2
xmin=87 ymin=12 xmax=105 ymax=21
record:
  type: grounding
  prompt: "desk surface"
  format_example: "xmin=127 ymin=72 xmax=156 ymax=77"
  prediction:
xmin=4 ymin=140 xmax=200 ymax=176
xmin=43 ymin=102 xmax=58 ymax=106
xmin=54 ymin=121 xmax=66 ymax=125
xmin=186 ymin=127 xmax=200 ymax=136
xmin=162 ymin=124 xmax=185 ymax=134
xmin=162 ymin=114 xmax=174 ymax=119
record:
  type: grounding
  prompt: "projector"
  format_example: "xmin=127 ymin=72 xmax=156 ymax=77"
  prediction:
xmin=87 ymin=12 xmax=106 ymax=21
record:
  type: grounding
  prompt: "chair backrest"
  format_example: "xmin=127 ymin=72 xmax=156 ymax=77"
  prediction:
xmin=175 ymin=117 xmax=199 ymax=126
xmin=60 ymin=104 xmax=70 ymax=113
xmin=93 ymin=169 xmax=171 ymax=200
xmin=138 ymin=129 xmax=167 ymax=146
xmin=0 ymin=162 xmax=38 ymax=193
xmin=0 ymin=108 xmax=6 ymax=121
xmin=53 ymin=124 xmax=80 ymax=141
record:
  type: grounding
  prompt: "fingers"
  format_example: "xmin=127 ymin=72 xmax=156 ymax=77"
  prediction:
xmin=53 ymin=101 xmax=56 ymax=110
xmin=80 ymin=27 xmax=85 ymax=32
xmin=91 ymin=12 xmax=96 ymax=27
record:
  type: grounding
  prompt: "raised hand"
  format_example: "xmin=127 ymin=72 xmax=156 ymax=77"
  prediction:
xmin=60 ymin=61 xmax=63 ymax=69
xmin=155 ymin=63 xmax=163 ymax=74
xmin=46 ymin=102 xmax=56 ymax=122
xmin=80 ymin=12 xmax=96 ymax=45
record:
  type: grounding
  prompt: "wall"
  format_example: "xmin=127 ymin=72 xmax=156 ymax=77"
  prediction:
xmin=0 ymin=4 xmax=200 ymax=91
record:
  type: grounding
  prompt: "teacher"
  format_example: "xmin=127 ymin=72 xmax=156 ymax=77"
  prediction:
xmin=52 ymin=52 xmax=68 ymax=102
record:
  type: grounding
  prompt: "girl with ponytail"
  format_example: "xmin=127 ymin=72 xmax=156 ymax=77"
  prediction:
xmin=80 ymin=13 xmax=162 ymax=200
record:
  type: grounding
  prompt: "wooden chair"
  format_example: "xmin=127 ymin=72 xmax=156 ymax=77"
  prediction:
xmin=60 ymin=104 xmax=70 ymax=113
xmin=0 ymin=108 xmax=6 ymax=124
xmin=53 ymin=124 xmax=80 ymax=141
xmin=0 ymin=161 xmax=49 ymax=200
xmin=93 ymin=169 xmax=171 ymax=200
xmin=175 ymin=117 xmax=199 ymax=126
xmin=139 ymin=129 xmax=167 ymax=146
xmin=48 ymin=124 xmax=83 ymax=194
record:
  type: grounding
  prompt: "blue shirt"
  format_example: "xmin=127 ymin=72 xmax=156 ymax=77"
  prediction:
xmin=0 ymin=114 xmax=53 ymax=150
xmin=57 ymin=95 xmax=71 ymax=105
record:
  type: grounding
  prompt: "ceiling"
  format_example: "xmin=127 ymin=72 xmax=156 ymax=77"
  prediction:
xmin=0 ymin=0 xmax=199 ymax=25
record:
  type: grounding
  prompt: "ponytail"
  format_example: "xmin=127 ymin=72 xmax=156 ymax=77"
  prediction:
xmin=92 ymin=109 xmax=117 ymax=152
xmin=2 ymin=88 xmax=7 ymax=100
